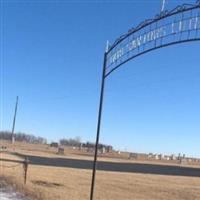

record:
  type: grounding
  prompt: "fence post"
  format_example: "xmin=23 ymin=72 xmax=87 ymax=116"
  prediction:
xmin=23 ymin=157 xmax=29 ymax=184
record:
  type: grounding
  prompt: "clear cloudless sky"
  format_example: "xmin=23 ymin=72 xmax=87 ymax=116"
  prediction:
xmin=1 ymin=0 xmax=200 ymax=157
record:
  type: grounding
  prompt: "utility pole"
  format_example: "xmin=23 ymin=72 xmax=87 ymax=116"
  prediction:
xmin=11 ymin=96 xmax=18 ymax=144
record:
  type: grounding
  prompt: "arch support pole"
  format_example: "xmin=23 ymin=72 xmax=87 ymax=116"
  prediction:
xmin=90 ymin=52 xmax=107 ymax=200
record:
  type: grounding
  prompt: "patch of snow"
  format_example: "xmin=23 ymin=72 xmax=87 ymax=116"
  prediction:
xmin=0 ymin=188 xmax=25 ymax=200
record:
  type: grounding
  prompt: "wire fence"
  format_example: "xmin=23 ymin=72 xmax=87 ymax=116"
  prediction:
xmin=0 ymin=152 xmax=29 ymax=184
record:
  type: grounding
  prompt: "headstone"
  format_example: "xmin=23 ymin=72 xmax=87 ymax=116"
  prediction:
xmin=57 ymin=147 xmax=64 ymax=155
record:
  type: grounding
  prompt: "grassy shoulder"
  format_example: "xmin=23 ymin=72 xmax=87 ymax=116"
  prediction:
xmin=1 ymin=141 xmax=200 ymax=200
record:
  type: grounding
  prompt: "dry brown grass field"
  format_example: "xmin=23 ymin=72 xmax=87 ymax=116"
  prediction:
xmin=1 ymin=141 xmax=200 ymax=200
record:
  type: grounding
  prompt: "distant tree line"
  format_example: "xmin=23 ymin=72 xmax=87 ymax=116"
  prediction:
xmin=0 ymin=131 xmax=47 ymax=144
xmin=59 ymin=136 xmax=81 ymax=147
xmin=81 ymin=142 xmax=113 ymax=150
xmin=59 ymin=137 xmax=113 ymax=151
xmin=0 ymin=131 xmax=113 ymax=150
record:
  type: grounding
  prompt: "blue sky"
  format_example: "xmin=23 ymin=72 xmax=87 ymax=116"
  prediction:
xmin=1 ymin=0 xmax=200 ymax=157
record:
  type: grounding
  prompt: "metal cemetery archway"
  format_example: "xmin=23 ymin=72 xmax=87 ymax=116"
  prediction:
xmin=90 ymin=1 xmax=200 ymax=200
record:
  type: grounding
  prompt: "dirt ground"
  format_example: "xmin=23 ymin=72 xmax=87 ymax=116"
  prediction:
xmin=1 ymin=141 xmax=200 ymax=200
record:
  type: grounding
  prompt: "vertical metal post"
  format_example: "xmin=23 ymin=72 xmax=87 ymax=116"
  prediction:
xmin=23 ymin=156 xmax=29 ymax=184
xmin=11 ymin=96 xmax=18 ymax=144
xmin=90 ymin=52 xmax=107 ymax=200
